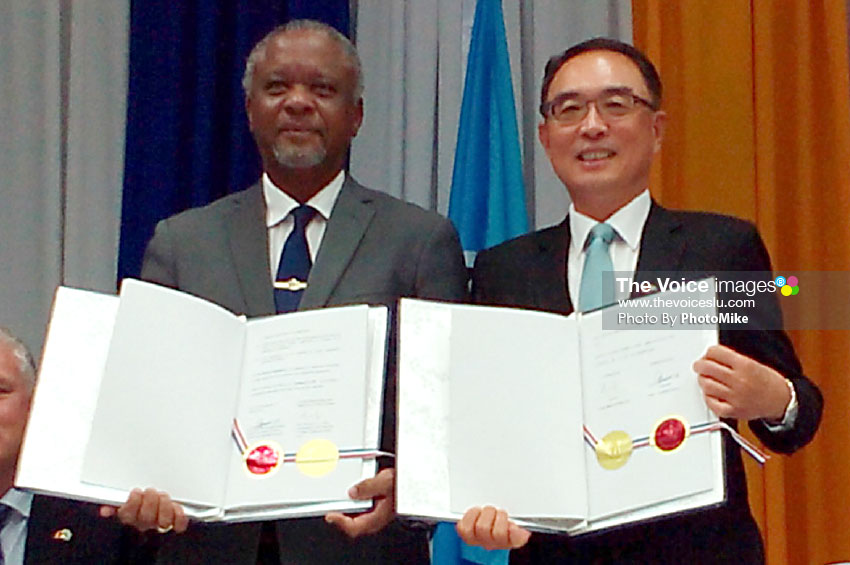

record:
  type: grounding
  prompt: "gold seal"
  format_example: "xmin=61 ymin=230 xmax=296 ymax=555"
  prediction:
xmin=595 ymin=430 xmax=633 ymax=470
xmin=295 ymin=439 xmax=340 ymax=477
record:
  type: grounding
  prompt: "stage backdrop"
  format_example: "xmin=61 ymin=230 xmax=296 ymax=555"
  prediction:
xmin=633 ymin=1 xmax=850 ymax=563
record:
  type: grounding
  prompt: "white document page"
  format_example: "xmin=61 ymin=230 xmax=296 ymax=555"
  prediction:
xmin=223 ymin=306 xmax=388 ymax=522
xmin=82 ymin=280 xmax=245 ymax=508
xmin=361 ymin=306 xmax=388 ymax=464
xmin=16 ymin=287 xmax=128 ymax=505
xmin=579 ymin=300 xmax=718 ymax=521
xmin=220 ymin=307 xmax=386 ymax=522
xmin=448 ymin=305 xmax=586 ymax=520
xmin=397 ymin=287 xmax=725 ymax=533
xmin=396 ymin=299 xmax=456 ymax=522
xmin=223 ymin=305 xmax=371 ymax=509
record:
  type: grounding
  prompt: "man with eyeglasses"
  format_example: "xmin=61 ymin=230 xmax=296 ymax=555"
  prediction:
xmin=455 ymin=38 xmax=822 ymax=564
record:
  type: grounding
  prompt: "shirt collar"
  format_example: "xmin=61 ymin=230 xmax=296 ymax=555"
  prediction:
xmin=263 ymin=170 xmax=346 ymax=228
xmin=1 ymin=488 xmax=32 ymax=520
xmin=569 ymin=189 xmax=651 ymax=251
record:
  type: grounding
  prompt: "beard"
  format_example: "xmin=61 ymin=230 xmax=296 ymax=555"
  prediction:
xmin=272 ymin=139 xmax=327 ymax=169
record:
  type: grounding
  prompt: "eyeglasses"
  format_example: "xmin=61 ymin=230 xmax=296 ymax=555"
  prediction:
xmin=540 ymin=90 xmax=657 ymax=125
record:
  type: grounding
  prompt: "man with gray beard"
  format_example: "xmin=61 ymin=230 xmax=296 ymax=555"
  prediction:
xmin=106 ymin=19 xmax=467 ymax=565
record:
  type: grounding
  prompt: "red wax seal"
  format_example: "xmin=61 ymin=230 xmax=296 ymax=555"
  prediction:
xmin=246 ymin=444 xmax=280 ymax=475
xmin=653 ymin=418 xmax=687 ymax=451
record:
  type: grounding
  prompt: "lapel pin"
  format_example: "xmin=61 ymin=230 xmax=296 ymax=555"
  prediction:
xmin=53 ymin=528 xmax=72 ymax=542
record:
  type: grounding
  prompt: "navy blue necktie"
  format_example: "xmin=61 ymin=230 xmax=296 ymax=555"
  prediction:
xmin=274 ymin=205 xmax=317 ymax=313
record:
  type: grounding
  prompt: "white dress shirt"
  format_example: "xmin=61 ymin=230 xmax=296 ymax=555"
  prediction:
xmin=263 ymin=170 xmax=345 ymax=283
xmin=567 ymin=189 xmax=651 ymax=305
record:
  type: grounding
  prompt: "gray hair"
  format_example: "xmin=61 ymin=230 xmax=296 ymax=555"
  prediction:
xmin=241 ymin=19 xmax=363 ymax=102
xmin=0 ymin=327 xmax=35 ymax=390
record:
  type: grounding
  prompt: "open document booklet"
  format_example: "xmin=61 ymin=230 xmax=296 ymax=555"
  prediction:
xmin=397 ymin=279 xmax=763 ymax=535
xmin=17 ymin=280 xmax=388 ymax=523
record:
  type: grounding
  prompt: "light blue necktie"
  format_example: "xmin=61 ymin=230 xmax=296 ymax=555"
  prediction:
xmin=0 ymin=503 xmax=10 ymax=565
xmin=579 ymin=223 xmax=616 ymax=312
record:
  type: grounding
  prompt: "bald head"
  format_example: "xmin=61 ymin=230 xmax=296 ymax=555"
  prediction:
xmin=0 ymin=327 xmax=35 ymax=492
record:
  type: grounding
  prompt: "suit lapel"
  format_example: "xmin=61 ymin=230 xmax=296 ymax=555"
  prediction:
xmin=633 ymin=202 xmax=686 ymax=288
xmin=226 ymin=184 xmax=276 ymax=316
xmin=299 ymin=178 xmax=375 ymax=310
xmin=532 ymin=220 xmax=574 ymax=315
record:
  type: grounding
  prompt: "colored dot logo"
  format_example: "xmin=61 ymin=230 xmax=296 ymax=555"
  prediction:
xmin=776 ymin=275 xmax=799 ymax=296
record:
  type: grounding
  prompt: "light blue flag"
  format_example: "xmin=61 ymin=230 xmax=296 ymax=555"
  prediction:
xmin=436 ymin=0 xmax=526 ymax=564
xmin=448 ymin=0 xmax=529 ymax=266
xmin=432 ymin=521 xmax=509 ymax=565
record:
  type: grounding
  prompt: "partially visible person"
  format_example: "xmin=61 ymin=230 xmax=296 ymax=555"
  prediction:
xmin=0 ymin=327 xmax=150 ymax=564
xmin=457 ymin=38 xmax=822 ymax=564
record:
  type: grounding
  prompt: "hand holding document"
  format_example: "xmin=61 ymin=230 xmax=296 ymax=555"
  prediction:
xmin=18 ymin=280 xmax=388 ymax=523
xmin=99 ymin=488 xmax=189 ymax=534
xmin=325 ymin=467 xmax=396 ymax=537
xmin=456 ymin=506 xmax=531 ymax=550
xmin=694 ymin=344 xmax=793 ymax=422
xmin=396 ymin=279 xmax=756 ymax=535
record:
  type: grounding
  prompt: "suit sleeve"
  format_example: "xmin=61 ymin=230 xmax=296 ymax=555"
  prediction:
xmin=412 ymin=216 xmax=469 ymax=302
xmin=25 ymin=496 xmax=157 ymax=565
xmin=470 ymin=244 xmax=541 ymax=310
xmin=139 ymin=219 xmax=179 ymax=288
xmin=719 ymin=224 xmax=823 ymax=454
xmin=470 ymin=246 xmax=509 ymax=307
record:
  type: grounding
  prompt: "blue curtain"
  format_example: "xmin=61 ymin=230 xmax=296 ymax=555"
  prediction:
xmin=118 ymin=0 xmax=349 ymax=281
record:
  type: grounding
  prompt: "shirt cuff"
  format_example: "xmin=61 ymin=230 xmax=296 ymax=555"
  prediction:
xmin=763 ymin=378 xmax=798 ymax=431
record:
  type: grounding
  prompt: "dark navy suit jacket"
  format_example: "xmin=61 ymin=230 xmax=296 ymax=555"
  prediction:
xmin=25 ymin=496 xmax=151 ymax=564
xmin=472 ymin=203 xmax=822 ymax=565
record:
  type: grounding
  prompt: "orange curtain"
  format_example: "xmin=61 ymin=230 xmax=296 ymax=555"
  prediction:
xmin=633 ymin=1 xmax=850 ymax=564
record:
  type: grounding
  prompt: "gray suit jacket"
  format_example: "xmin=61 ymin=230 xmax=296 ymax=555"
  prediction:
xmin=141 ymin=176 xmax=468 ymax=564
xmin=142 ymin=177 xmax=468 ymax=315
